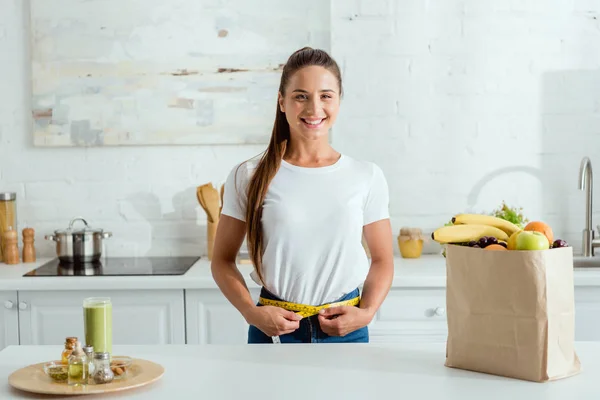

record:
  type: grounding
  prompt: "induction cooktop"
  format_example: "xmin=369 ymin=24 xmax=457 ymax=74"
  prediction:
xmin=23 ymin=256 xmax=200 ymax=277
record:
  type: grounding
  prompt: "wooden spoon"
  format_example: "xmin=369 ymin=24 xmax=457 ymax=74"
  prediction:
xmin=219 ymin=184 xmax=224 ymax=217
xmin=196 ymin=186 xmax=210 ymax=220
xmin=199 ymin=183 xmax=220 ymax=223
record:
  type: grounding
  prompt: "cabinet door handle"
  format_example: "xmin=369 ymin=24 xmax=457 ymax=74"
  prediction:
xmin=18 ymin=302 xmax=28 ymax=310
xmin=434 ymin=307 xmax=445 ymax=316
xmin=4 ymin=301 xmax=14 ymax=309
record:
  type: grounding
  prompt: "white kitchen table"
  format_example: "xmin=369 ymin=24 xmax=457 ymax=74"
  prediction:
xmin=0 ymin=342 xmax=597 ymax=399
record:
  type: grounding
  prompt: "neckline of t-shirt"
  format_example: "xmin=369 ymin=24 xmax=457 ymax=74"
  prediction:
xmin=280 ymin=154 xmax=347 ymax=173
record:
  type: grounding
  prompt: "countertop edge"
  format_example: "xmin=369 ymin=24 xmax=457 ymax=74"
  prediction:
xmin=1 ymin=255 xmax=600 ymax=291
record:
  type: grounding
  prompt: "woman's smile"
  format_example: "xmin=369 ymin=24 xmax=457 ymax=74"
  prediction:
xmin=300 ymin=117 xmax=327 ymax=129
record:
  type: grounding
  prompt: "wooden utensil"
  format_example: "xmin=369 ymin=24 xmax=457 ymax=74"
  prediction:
xmin=219 ymin=184 xmax=224 ymax=217
xmin=197 ymin=183 xmax=221 ymax=260
xmin=196 ymin=186 xmax=209 ymax=220
xmin=199 ymin=183 xmax=220 ymax=223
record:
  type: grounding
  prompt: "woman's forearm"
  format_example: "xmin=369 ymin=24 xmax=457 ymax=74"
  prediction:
xmin=211 ymin=261 xmax=257 ymax=323
xmin=359 ymin=259 xmax=394 ymax=321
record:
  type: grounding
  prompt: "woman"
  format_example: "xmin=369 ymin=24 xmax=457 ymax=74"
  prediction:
xmin=211 ymin=47 xmax=394 ymax=344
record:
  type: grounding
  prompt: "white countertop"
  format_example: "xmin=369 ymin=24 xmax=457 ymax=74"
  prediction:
xmin=1 ymin=254 xmax=600 ymax=291
xmin=0 ymin=342 xmax=598 ymax=399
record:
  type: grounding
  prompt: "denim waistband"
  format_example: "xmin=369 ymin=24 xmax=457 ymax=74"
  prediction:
xmin=259 ymin=287 xmax=360 ymax=307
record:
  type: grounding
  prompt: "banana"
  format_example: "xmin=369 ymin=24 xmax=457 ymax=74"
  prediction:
xmin=432 ymin=224 xmax=509 ymax=244
xmin=452 ymin=213 xmax=521 ymax=236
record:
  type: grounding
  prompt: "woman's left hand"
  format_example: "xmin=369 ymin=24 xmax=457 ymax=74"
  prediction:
xmin=317 ymin=306 xmax=374 ymax=337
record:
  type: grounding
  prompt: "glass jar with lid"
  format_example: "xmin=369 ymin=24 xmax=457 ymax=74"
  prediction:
xmin=61 ymin=337 xmax=78 ymax=363
xmin=397 ymin=227 xmax=425 ymax=258
xmin=92 ymin=352 xmax=114 ymax=384
xmin=82 ymin=345 xmax=95 ymax=379
xmin=0 ymin=192 xmax=17 ymax=263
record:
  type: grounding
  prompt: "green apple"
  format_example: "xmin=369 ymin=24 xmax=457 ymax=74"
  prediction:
xmin=515 ymin=230 xmax=550 ymax=250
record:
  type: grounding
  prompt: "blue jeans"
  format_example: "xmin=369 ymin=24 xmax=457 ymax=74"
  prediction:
xmin=247 ymin=287 xmax=369 ymax=344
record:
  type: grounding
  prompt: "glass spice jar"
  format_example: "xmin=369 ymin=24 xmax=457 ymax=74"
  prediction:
xmin=61 ymin=337 xmax=78 ymax=364
xmin=398 ymin=227 xmax=425 ymax=259
xmin=83 ymin=345 xmax=95 ymax=380
xmin=0 ymin=192 xmax=17 ymax=263
xmin=92 ymin=352 xmax=114 ymax=384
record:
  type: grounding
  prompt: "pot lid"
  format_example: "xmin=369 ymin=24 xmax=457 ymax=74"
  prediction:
xmin=55 ymin=217 xmax=103 ymax=235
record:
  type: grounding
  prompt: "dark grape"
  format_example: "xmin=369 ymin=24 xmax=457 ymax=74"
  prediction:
xmin=498 ymin=241 xmax=508 ymax=248
xmin=472 ymin=244 xmax=481 ymax=248
xmin=488 ymin=237 xmax=498 ymax=245
xmin=478 ymin=237 xmax=488 ymax=247
xmin=552 ymin=239 xmax=569 ymax=248
xmin=468 ymin=241 xmax=477 ymax=247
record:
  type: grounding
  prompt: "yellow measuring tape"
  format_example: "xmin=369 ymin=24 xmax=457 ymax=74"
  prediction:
xmin=258 ymin=296 xmax=361 ymax=318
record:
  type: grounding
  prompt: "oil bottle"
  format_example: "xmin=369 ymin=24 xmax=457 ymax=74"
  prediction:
xmin=67 ymin=341 xmax=88 ymax=386
xmin=61 ymin=337 xmax=78 ymax=364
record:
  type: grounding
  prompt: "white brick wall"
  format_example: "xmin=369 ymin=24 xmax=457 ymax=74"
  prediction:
xmin=331 ymin=0 xmax=600 ymax=254
xmin=1 ymin=0 xmax=600 ymax=258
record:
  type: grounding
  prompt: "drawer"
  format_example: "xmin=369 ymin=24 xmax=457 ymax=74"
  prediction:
xmin=376 ymin=288 xmax=447 ymax=321
xmin=575 ymin=287 xmax=600 ymax=341
xmin=368 ymin=288 xmax=448 ymax=341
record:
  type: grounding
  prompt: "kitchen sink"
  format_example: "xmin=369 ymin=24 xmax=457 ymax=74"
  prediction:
xmin=574 ymin=256 xmax=600 ymax=269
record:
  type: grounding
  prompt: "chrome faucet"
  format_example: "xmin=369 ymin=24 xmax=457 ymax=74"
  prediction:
xmin=578 ymin=157 xmax=600 ymax=257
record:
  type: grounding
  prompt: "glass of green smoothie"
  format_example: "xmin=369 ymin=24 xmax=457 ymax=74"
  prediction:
xmin=83 ymin=297 xmax=112 ymax=356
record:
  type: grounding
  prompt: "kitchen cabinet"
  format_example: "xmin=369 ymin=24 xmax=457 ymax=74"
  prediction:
xmin=0 ymin=283 xmax=598 ymax=349
xmin=370 ymin=287 xmax=600 ymax=343
xmin=184 ymin=288 xmax=449 ymax=344
xmin=185 ymin=288 xmax=261 ymax=344
xmin=17 ymin=290 xmax=185 ymax=346
xmin=368 ymin=288 xmax=448 ymax=343
xmin=574 ymin=287 xmax=600 ymax=341
xmin=184 ymin=286 xmax=600 ymax=344
xmin=0 ymin=291 xmax=19 ymax=351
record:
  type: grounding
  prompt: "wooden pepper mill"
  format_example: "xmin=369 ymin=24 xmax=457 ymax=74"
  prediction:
xmin=3 ymin=228 xmax=19 ymax=265
xmin=22 ymin=227 xmax=36 ymax=263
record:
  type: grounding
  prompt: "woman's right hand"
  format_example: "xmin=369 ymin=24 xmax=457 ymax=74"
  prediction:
xmin=246 ymin=306 xmax=302 ymax=337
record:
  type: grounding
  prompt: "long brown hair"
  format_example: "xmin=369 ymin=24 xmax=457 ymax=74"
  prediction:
xmin=244 ymin=47 xmax=343 ymax=285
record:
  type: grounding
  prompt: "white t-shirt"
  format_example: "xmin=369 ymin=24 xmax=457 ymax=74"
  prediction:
xmin=220 ymin=153 xmax=390 ymax=306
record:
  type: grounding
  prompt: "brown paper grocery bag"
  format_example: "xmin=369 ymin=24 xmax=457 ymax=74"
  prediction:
xmin=444 ymin=244 xmax=581 ymax=382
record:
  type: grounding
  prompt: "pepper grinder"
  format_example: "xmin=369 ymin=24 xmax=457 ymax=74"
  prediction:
xmin=22 ymin=227 xmax=36 ymax=263
xmin=3 ymin=228 xmax=19 ymax=265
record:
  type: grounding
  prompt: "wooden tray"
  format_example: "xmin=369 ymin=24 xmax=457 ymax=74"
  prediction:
xmin=8 ymin=358 xmax=164 ymax=396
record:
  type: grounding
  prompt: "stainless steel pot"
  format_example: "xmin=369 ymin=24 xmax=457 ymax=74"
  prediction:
xmin=45 ymin=217 xmax=112 ymax=263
